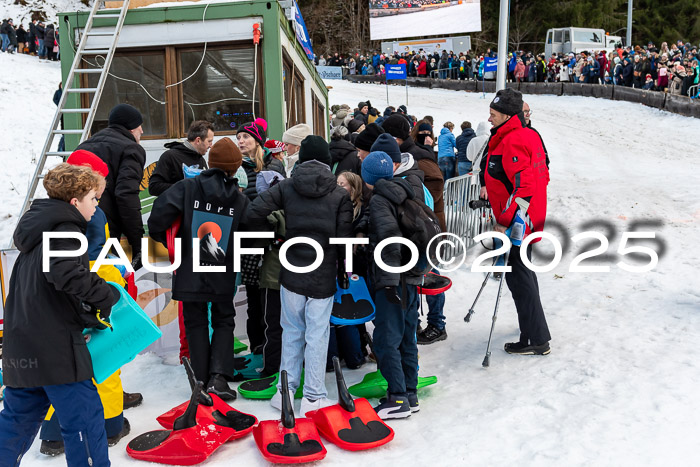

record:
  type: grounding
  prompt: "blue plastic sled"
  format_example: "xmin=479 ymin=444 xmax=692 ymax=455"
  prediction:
xmin=84 ymin=282 xmax=162 ymax=384
xmin=331 ymin=275 xmax=375 ymax=326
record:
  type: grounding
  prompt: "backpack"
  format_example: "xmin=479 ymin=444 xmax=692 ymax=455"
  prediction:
xmin=396 ymin=197 xmax=442 ymax=276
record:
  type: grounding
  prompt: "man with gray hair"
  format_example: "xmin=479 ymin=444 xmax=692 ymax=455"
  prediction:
xmin=149 ymin=120 xmax=214 ymax=196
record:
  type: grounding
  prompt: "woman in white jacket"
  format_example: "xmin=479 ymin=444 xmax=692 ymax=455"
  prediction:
xmin=466 ymin=121 xmax=490 ymax=174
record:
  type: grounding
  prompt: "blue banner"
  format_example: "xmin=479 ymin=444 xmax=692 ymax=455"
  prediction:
xmin=293 ymin=0 xmax=314 ymax=60
xmin=484 ymin=57 xmax=498 ymax=72
xmin=386 ymin=64 xmax=407 ymax=80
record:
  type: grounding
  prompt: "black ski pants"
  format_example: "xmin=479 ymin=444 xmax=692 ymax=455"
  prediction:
xmin=261 ymin=288 xmax=282 ymax=377
xmin=505 ymin=245 xmax=551 ymax=345
xmin=182 ymin=300 xmax=235 ymax=383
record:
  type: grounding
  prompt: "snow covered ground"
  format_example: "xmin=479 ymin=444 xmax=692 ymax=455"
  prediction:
xmin=3 ymin=52 xmax=700 ymax=466
xmin=0 ymin=0 xmax=88 ymax=25
xmin=370 ymin=2 xmax=481 ymax=41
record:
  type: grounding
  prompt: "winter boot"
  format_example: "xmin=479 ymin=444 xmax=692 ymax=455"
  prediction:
xmin=108 ymin=418 xmax=131 ymax=447
xmin=207 ymin=374 xmax=237 ymax=401
xmin=417 ymin=324 xmax=447 ymax=345
xmin=504 ymin=341 xmax=551 ymax=355
xmin=123 ymin=391 xmax=143 ymax=410
xmin=40 ymin=440 xmax=64 ymax=456
xmin=381 ymin=391 xmax=419 ymax=413
xmin=374 ymin=393 xmax=411 ymax=420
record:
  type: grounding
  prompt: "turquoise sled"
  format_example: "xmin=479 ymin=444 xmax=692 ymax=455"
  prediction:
xmin=84 ymin=282 xmax=162 ymax=384
xmin=331 ymin=275 xmax=375 ymax=326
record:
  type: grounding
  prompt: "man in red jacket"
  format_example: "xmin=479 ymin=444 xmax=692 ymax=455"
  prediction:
xmin=479 ymin=88 xmax=551 ymax=356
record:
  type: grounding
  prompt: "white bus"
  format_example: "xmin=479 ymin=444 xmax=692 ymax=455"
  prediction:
xmin=544 ymin=27 xmax=623 ymax=57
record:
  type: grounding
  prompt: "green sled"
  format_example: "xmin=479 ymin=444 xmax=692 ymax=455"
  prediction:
xmin=234 ymin=337 xmax=248 ymax=354
xmin=238 ymin=371 xmax=305 ymax=400
xmin=347 ymin=370 xmax=437 ymax=399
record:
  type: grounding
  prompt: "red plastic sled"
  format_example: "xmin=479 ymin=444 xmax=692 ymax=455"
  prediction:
xmin=157 ymin=358 xmax=257 ymax=441
xmin=127 ymin=382 xmax=233 ymax=466
xmin=308 ymin=357 xmax=394 ymax=451
xmin=418 ymin=271 xmax=452 ymax=295
xmin=253 ymin=371 xmax=326 ymax=464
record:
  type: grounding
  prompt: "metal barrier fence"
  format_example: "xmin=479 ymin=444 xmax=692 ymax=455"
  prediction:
xmin=440 ymin=173 xmax=493 ymax=267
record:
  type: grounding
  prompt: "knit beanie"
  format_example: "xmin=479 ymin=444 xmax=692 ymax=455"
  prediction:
xmin=208 ymin=137 xmax=243 ymax=173
xmin=298 ymin=135 xmax=332 ymax=166
xmin=66 ymin=150 xmax=109 ymax=177
xmin=282 ymin=123 xmax=313 ymax=146
xmin=264 ymin=139 xmax=285 ymax=154
xmin=361 ymin=151 xmax=394 ymax=186
xmin=417 ymin=122 xmax=433 ymax=133
xmin=347 ymin=118 xmax=364 ymax=133
xmin=490 ymin=88 xmax=523 ymax=117
xmin=108 ymin=103 xmax=143 ymax=130
xmin=381 ymin=114 xmax=411 ymax=140
xmin=370 ymin=133 xmax=402 ymax=163
xmin=332 ymin=109 xmax=349 ymax=127
xmin=354 ymin=123 xmax=385 ymax=152
xmin=237 ymin=121 xmax=266 ymax=146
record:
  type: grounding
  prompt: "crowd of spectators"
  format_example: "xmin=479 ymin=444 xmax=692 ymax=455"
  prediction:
xmin=317 ymin=39 xmax=700 ymax=97
xmin=1 ymin=18 xmax=60 ymax=61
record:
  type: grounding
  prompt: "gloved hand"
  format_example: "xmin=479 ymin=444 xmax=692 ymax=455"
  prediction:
xmin=80 ymin=301 xmax=113 ymax=331
xmin=131 ymin=250 xmax=142 ymax=272
xmin=383 ymin=286 xmax=401 ymax=305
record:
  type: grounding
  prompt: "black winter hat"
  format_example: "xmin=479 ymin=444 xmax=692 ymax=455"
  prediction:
xmin=237 ymin=121 xmax=267 ymax=146
xmin=298 ymin=135 xmax=332 ymax=167
xmin=354 ymin=123 xmax=385 ymax=152
xmin=381 ymin=114 xmax=411 ymax=140
xmin=490 ymin=88 xmax=523 ymax=117
xmin=108 ymin=103 xmax=143 ymax=130
xmin=370 ymin=133 xmax=402 ymax=163
xmin=347 ymin=118 xmax=364 ymax=133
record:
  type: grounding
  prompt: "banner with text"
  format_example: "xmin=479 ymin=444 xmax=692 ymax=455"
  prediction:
xmin=386 ymin=64 xmax=407 ymax=80
xmin=316 ymin=66 xmax=343 ymax=80
xmin=369 ymin=0 xmax=482 ymax=40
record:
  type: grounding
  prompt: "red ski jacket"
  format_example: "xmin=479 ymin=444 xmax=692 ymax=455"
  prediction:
xmin=483 ymin=114 xmax=549 ymax=240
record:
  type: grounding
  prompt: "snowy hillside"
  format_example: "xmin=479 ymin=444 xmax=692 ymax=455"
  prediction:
xmin=2 ymin=52 xmax=700 ymax=466
xmin=0 ymin=0 xmax=89 ymax=25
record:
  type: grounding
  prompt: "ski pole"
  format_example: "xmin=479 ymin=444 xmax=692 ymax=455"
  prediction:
xmin=482 ymin=249 xmax=510 ymax=368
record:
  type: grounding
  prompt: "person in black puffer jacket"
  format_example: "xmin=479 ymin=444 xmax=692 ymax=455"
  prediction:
xmin=149 ymin=120 xmax=214 ymax=196
xmin=236 ymin=119 xmax=285 ymax=353
xmin=76 ymin=104 xmax=146 ymax=269
xmin=329 ymin=125 xmax=361 ymax=175
xmin=247 ymin=135 xmax=352 ymax=414
xmin=149 ymin=138 xmax=248 ymax=399
xmin=361 ymin=151 xmax=421 ymax=419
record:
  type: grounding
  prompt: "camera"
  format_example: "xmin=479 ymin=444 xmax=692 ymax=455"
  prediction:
xmin=469 ymin=198 xmax=490 ymax=210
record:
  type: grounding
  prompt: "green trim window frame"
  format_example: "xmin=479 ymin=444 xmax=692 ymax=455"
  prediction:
xmin=311 ymin=92 xmax=325 ymax=138
xmin=282 ymin=49 xmax=305 ymax=129
xmin=81 ymin=42 xmax=265 ymax=139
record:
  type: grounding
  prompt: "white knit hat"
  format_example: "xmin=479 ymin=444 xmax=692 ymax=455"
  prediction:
xmin=282 ymin=123 xmax=313 ymax=146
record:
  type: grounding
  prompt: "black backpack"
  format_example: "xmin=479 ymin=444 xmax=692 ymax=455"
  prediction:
xmin=397 ymin=197 xmax=442 ymax=276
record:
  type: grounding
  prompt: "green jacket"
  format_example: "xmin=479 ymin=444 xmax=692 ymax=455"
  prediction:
xmin=259 ymin=210 xmax=286 ymax=290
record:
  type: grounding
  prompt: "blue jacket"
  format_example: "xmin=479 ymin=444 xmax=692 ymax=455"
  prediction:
xmin=437 ymin=127 xmax=456 ymax=159
xmin=508 ymin=56 xmax=517 ymax=72
xmin=455 ymin=127 xmax=476 ymax=163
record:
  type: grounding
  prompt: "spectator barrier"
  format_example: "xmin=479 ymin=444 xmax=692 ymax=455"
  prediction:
xmin=344 ymin=75 xmax=700 ymax=119
xmin=441 ymin=173 xmax=489 ymax=265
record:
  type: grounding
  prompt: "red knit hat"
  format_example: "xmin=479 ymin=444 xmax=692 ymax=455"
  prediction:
xmin=264 ymin=139 xmax=285 ymax=154
xmin=66 ymin=150 xmax=109 ymax=177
